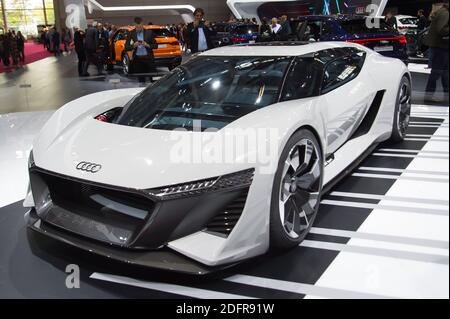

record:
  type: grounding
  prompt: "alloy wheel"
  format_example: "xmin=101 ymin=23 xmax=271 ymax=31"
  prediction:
xmin=278 ymin=139 xmax=321 ymax=239
xmin=397 ymin=81 xmax=411 ymax=137
xmin=123 ymin=56 xmax=129 ymax=74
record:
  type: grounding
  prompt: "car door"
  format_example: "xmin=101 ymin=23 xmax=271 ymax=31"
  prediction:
xmin=318 ymin=49 xmax=375 ymax=155
xmin=113 ymin=29 xmax=128 ymax=61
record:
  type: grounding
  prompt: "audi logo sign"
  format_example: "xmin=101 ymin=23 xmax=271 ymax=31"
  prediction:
xmin=76 ymin=162 xmax=102 ymax=173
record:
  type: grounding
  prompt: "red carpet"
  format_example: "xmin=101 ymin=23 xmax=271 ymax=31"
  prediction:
xmin=0 ymin=42 xmax=53 ymax=73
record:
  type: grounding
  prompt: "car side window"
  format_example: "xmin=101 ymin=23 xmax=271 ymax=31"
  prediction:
xmin=281 ymin=56 xmax=322 ymax=101
xmin=306 ymin=21 xmax=322 ymax=41
xmin=321 ymin=51 xmax=366 ymax=94
xmin=321 ymin=22 xmax=332 ymax=37
xmin=114 ymin=30 xmax=127 ymax=41
xmin=296 ymin=20 xmax=322 ymax=41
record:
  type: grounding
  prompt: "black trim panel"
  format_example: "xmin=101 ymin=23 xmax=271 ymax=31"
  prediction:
xmin=27 ymin=209 xmax=235 ymax=275
xmin=350 ymin=90 xmax=386 ymax=140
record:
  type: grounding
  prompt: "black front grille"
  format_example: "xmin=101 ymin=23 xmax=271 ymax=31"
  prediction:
xmin=205 ymin=188 xmax=249 ymax=236
xmin=31 ymin=170 xmax=155 ymax=246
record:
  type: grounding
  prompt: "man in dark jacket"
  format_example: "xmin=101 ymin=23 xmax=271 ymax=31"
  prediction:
xmin=125 ymin=17 xmax=158 ymax=82
xmin=385 ymin=11 xmax=398 ymax=29
xmin=425 ymin=1 xmax=449 ymax=102
xmin=74 ymin=27 xmax=88 ymax=76
xmin=185 ymin=8 xmax=216 ymax=53
xmin=83 ymin=24 xmax=103 ymax=76
xmin=51 ymin=28 xmax=61 ymax=56
xmin=96 ymin=23 xmax=110 ymax=71
xmin=417 ymin=9 xmax=429 ymax=31
xmin=279 ymin=15 xmax=292 ymax=41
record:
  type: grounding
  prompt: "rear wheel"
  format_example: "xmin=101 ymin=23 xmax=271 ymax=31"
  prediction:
xmin=270 ymin=129 xmax=324 ymax=250
xmin=390 ymin=75 xmax=411 ymax=142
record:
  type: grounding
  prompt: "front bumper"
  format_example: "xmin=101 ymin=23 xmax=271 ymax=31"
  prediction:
xmin=27 ymin=166 xmax=253 ymax=272
xmin=26 ymin=209 xmax=234 ymax=275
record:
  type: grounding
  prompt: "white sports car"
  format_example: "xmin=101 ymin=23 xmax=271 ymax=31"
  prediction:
xmin=24 ymin=42 xmax=411 ymax=274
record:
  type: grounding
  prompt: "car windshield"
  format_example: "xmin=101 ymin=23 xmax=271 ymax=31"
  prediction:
xmin=115 ymin=56 xmax=292 ymax=131
xmin=341 ymin=18 xmax=395 ymax=34
xmin=234 ymin=25 xmax=259 ymax=34
xmin=152 ymin=28 xmax=175 ymax=38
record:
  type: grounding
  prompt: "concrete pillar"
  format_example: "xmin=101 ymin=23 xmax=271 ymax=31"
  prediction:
xmin=1 ymin=0 xmax=7 ymax=31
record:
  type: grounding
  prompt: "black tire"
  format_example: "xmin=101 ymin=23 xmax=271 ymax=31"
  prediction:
xmin=270 ymin=129 xmax=324 ymax=250
xmin=122 ymin=55 xmax=131 ymax=75
xmin=390 ymin=75 xmax=412 ymax=143
xmin=105 ymin=63 xmax=114 ymax=71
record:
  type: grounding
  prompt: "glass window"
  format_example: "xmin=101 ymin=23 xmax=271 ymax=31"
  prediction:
xmin=341 ymin=18 xmax=395 ymax=34
xmin=296 ymin=20 xmax=322 ymax=41
xmin=234 ymin=25 xmax=259 ymax=34
xmin=321 ymin=21 xmax=333 ymax=36
xmin=214 ymin=24 xmax=227 ymax=33
xmin=45 ymin=8 xmax=54 ymax=25
xmin=2 ymin=0 xmax=56 ymax=36
xmin=281 ymin=56 xmax=322 ymax=101
xmin=152 ymin=28 xmax=175 ymax=38
xmin=114 ymin=30 xmax=128 ymax=41
xmin=44 ymin=0 xmax=53 ymax=9
xmin=399 ymin=18 xmax=418 ymax=25
xmin=116 ymin=56 xmax=292 ymax=131
xmin=322 ymin=51 xmax=366 ymax=93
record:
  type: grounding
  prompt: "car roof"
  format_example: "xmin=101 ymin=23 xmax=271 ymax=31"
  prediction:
xmin=201 ymin=41 xmax=364 ymax=57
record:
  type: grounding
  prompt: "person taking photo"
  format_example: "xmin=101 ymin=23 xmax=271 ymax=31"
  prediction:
xmin=185 ymin=8 xmax=216 ymax=53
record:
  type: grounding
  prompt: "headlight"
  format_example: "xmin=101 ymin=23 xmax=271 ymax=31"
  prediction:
xmin=147 ymin=168 xmax=255 ymax=201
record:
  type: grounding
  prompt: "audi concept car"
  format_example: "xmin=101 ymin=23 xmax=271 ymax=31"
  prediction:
xmin=24 ymin=42 xmax=411 ymax=274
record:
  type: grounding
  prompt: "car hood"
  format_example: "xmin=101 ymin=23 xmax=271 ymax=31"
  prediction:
xmin=33 ymin=115 xmax=256 ymax=190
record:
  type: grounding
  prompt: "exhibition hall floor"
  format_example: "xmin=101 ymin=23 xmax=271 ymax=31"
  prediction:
xmin=0 ymin=54 xmax=448 ymax=298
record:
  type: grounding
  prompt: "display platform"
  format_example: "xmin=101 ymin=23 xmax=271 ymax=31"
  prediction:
xmin=0 ymin=105 xmax=448 ymax=299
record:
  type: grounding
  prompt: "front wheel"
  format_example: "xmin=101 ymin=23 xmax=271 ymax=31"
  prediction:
xmin=104 ymin=63 xmax=114 ymax=72
xmin=122 ymin=55 xmax=131 ymax=75
xmin=390 ymin=75 xmax=412 ymax=142
xmin=270 ymin=129 xmax=324 ymax=250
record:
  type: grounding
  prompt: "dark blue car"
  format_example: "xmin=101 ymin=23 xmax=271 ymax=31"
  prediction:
xmin=212 ymin=23 xmax=259 ymax=47
xmin=293 ymin=15 xmax=409 ymax=63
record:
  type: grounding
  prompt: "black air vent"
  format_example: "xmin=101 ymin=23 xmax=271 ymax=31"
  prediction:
xmin=350 ymin=90 xmax=386 ymax=140
xmin=205 ymin=188 xmax=249 ymax=236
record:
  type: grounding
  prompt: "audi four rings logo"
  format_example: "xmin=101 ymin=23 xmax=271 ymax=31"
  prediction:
xmin=76 ymin=162 xmax=102 ymax=173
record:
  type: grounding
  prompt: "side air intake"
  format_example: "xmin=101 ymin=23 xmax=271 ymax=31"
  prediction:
xmin=350 ymin=90 xmax=386 ymax=140
xmin=205 ymin=188 xmax=249 ymax=236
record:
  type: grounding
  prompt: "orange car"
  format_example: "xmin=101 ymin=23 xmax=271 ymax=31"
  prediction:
xmin=108 ymin=25 xmax=182 ymax=73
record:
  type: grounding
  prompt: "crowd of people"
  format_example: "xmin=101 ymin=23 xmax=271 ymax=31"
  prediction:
xmin=40 ymin=27 xmax=73 ymax=56
xmin=0 ymin=30 xmax=26 ymax=69
xmin=163 ymin=14 xmax=293 ymax=51
xmin=1 ymin=3 xmax=447 ymax=99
